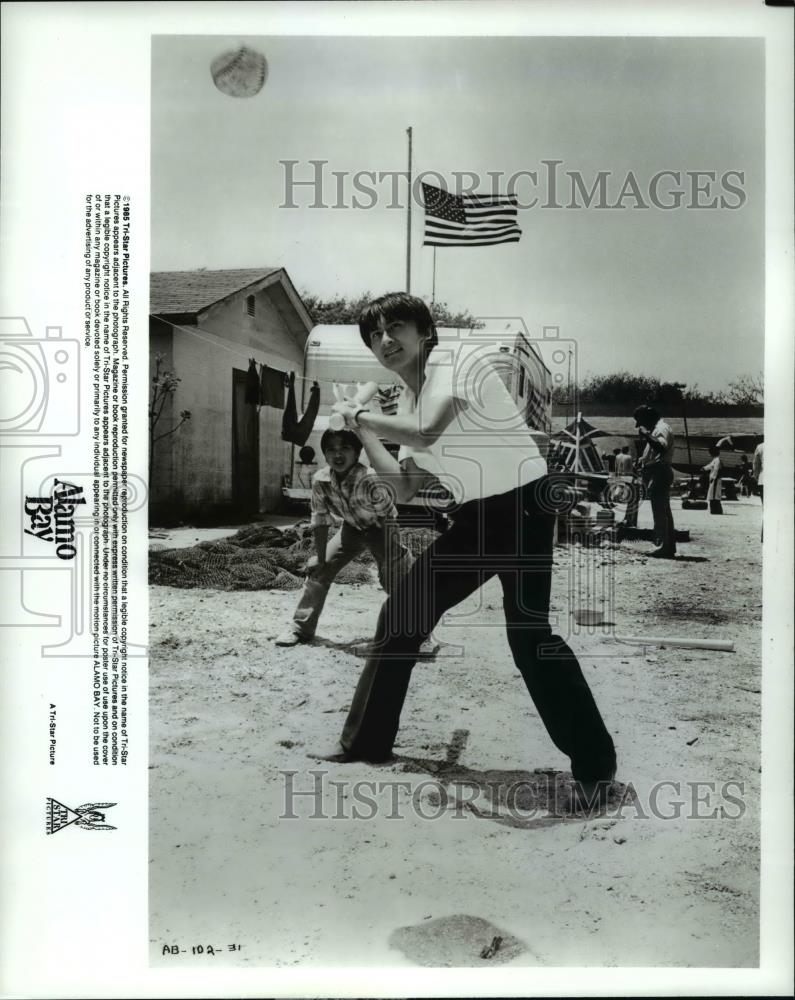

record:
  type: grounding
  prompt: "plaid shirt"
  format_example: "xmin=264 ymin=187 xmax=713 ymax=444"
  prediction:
xmin=310 ymin=461 xmax=398 ymax=531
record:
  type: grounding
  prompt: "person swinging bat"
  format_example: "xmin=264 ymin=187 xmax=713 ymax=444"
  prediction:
xmin=315 ymin=292 xmax=618 ymax=815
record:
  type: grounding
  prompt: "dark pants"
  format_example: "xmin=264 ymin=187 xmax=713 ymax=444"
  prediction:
xmin=622 ymin=477 xmax=641 ymax=528
xmin=340 ymin=479 xmax=617 ymax=782
xmin=644 ymin=465 xmax=676 ymax=555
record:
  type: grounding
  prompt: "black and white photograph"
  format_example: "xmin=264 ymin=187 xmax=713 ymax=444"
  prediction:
xmin=0 ymin=3 xmax=792 ymax=997
xmin=148 ymin=29 xmax=772 ymax=970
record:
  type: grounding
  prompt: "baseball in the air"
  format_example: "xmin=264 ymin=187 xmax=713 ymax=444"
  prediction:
xmin=210 ymin=46 xmax=268 ymax=98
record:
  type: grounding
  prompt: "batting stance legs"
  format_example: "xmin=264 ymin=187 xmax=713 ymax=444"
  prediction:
xmin=645 ymin=465 xmax=677 ymax=557
xmin=339 ymin=480 xmax=617 ymax=783
xmin=292 ymin=520 xmax=410 ymax=639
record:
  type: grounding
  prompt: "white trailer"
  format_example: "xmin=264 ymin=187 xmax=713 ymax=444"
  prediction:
xmin=283 ymin=322 xmax=552 ymax=504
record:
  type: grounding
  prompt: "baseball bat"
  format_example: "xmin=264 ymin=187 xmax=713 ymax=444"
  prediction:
xmin=329 ymin=381 xmax=379 ymax=431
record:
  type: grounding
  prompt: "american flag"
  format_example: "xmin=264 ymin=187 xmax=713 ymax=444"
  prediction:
xmin=422 ymin=182 xmax=522 ymax=247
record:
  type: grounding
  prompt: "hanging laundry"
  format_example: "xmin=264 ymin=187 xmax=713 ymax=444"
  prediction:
xmin=294 ymin=380 xmax=321 ymax=445
xmin=282 ymin=371 xmax=298 ymax=438
xmin=260 ymin=364 xmax=286 ymax=409
xmin=244 ymin=358 xmax=260 ymax=405
xmin=282 ymin=374 xmax=320 ymax=446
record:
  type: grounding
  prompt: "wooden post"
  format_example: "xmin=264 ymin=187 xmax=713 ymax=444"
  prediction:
xmin=682 ymin=396 xmax=693 ymax=468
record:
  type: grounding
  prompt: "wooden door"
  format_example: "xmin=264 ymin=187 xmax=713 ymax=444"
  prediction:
xmin=232 ymin=369 xmax=260 ymax=516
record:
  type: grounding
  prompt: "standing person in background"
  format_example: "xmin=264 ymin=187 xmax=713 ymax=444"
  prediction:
xmin=618 ymin=444 xmax=642 ymax=529
xmin=703 ymin=444 xmax=724 ymax=515
xmin=633 ymin=404 xmax=677 ymax=558
xmin=752 ymin=441 xmax=764 ymax=503
xmin=737 ymin=454 xmax=752 ymax=497
xmin=752 ymin=440 xmax=764 ymax=542
xmin=615 ymin=446 xmax=634 ymax=477
xmin=319 ymin=293 xmax=617 ymax=813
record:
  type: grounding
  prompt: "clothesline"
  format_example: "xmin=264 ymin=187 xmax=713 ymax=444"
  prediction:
xmin=159 ymin=319 xmax=380 ymax=388
xmin=162 ymin=319 xmax=296 ymax=374
xmin=156 ymin=318 xmax=402 ymax=448
xmin=291 ymin=371 xmax=398 ymax=389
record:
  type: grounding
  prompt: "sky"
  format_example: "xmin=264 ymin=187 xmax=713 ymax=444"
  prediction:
xmin=151 ymin=35 xmax=764 ymax=393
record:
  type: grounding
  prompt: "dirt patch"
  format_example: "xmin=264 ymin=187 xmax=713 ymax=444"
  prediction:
xmin=149 ymin=498 xmax=762 ymax=967
xmin=389 ymin=914 xmax=528 ymax=967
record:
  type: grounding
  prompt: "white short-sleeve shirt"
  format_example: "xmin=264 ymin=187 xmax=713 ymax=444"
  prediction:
xmin=641 ymin=419 xmax=675 ymax=467
xmin=397 ymin=341 xmax=547 ymax=503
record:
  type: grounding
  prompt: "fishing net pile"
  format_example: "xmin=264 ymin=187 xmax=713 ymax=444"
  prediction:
xmin=149 ymin=521 xmax=439 ymax=592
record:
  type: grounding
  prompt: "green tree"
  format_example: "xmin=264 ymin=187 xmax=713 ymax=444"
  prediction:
xmin=723 ymin=372 xmax=764 ymax=406
xmin=301 ymin=292 xmax=373 ymax=326
xmin=300 ymin=291 xmax=483 ymax=329
xmin=430 ymin=299 xmax=485 ymax=329
xmin=552 ymin=370 xmax=763 ymax=408
xmin=574 ymin=372 xmax=666 ymax=405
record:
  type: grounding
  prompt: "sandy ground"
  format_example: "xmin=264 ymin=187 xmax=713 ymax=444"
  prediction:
xmin=149 ymin=497 xmax=762 ymax=968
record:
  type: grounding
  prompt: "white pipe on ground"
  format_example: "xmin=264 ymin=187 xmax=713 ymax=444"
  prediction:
xmin=613 ymin=635 xmax=735 ymax=652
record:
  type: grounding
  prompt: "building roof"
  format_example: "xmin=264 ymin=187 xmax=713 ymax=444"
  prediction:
xmin=150 ymin=267 xmax=282 ymax=316
xmin=550 ymin=414 xmax=763 ymax=472
xmin=551 ymin=415 xmax=763 ymax=439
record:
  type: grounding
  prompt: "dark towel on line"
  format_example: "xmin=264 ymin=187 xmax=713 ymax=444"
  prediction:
xmin=244 ymin=358 xmax=260 ymax=405
xmin=282 ymin=374 xmax=320 ymax=446
xmin=260 ymin=364 xmax=286 ymax=408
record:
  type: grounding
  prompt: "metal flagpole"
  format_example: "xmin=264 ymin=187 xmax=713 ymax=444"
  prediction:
xmin=566 ymin=349 xmax=573 ymax=426
xmin=431 ymin=246 xmax=437 ymax=305
xmin=406 ymin=126 xmax=413 ymax=293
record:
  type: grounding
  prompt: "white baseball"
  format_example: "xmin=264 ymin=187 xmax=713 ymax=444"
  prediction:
xmin=211 ymin=46 xmax=268 ymax=98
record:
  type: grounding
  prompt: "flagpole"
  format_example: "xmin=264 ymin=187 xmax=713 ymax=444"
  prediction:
xmin=431 ymin=246 xmax=437 ymax=305
xmin=566 ymin=349 xmax=572 ymax=426
xmin=406 ymin=126 xmax=413 ymax=293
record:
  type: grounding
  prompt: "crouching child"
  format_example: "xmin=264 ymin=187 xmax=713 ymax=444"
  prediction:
xmin=276 ymin=428 xmax=411 ymax=645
